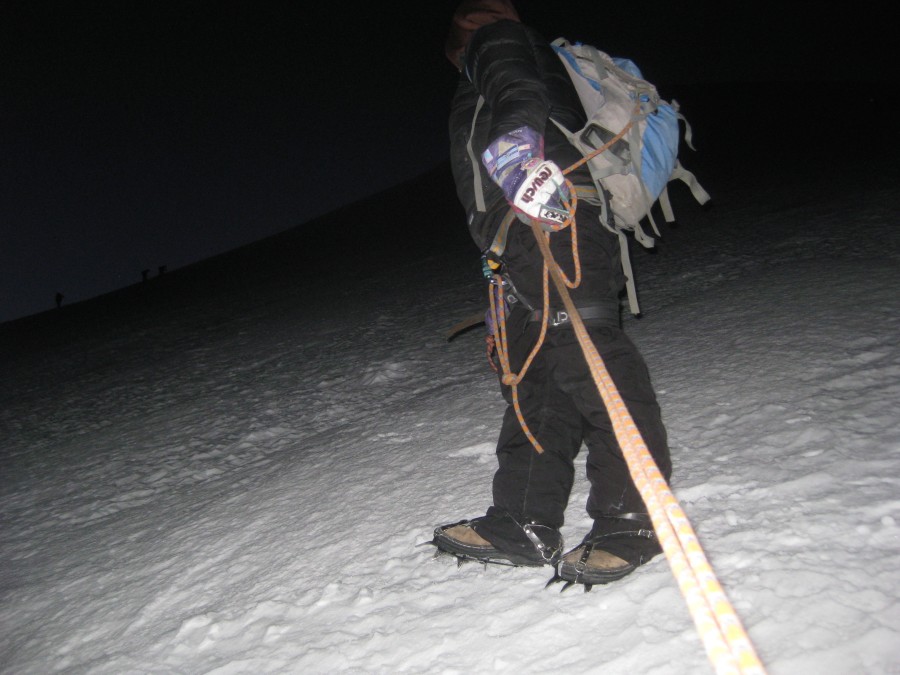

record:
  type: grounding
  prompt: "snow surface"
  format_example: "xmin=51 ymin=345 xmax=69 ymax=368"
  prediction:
xmin=2 ymin=84 xmax=899 ymax=674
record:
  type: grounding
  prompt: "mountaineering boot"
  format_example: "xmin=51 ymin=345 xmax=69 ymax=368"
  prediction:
xmin=555 ymin=543 xmax=635 ymax=587
xmin=431 ymin=515 xmax=563 ymax=567
xmin=550 ymin=513 xmax=659 ymax=591
xmin=431 ymin=520 xmax=505 ymax=564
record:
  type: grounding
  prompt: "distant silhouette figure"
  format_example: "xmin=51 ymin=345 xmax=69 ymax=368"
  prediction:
xmin=55 ymin=292 xmax=64 ymax=309
xmin=142 ymin=269 xmax=150 ymax=282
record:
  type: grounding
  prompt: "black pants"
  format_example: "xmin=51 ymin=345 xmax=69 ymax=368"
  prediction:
xmin=477 ymin=308 xmax=671 ymax=557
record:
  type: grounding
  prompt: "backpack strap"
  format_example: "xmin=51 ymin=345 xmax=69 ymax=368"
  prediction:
xmin=572 ymin=185 xmax=642 ymax=316
xmin=467 ymin=95 xmax=488 ymax=213
xmin=627 ymin=117 xmax=663 ymax=241
xmin=467 ymin=93 xmax=521 ymax=277
xmin=668 ymin=108 xmax=711 ymax=211
xmin=674 ymin=106 xmax=698 ymax=151
xmin=657 ymin=184 xmax=676 ymax=223
xmin=669 ymin=159 xmax=711 ymax=207
xmin=487 ymin=209 xmax=517 ymax=259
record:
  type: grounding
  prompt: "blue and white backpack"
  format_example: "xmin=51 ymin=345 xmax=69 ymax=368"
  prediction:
xmin=549 ymin=38 xmax=711 ymax=314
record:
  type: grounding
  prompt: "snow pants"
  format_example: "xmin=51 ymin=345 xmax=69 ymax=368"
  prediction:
xmin=472 ymin=201 xmax=671 ymax=559
xmin=476 ymin=311 xmax=672 ymax=559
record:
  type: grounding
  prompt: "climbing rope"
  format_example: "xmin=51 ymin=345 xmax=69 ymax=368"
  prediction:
xmin=488 ymin=181 xmax=582 ymax=454
xmin=484 ymin=113 xmax=766 ymax=671
xmin=529 ymin=218 xmax=765 ymax=674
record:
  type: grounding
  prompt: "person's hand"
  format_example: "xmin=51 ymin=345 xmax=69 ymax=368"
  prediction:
xmin=513 ymin=158 xmax=570 ymax=227
xmin=482 ymin=126 xmax=571 ymax=228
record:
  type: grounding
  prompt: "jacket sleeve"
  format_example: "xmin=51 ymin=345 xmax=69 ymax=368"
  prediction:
xmin=449 ymin=19 xmax=591 ymax=251
xmin=464 ymin=20 xmax=552 ymax=143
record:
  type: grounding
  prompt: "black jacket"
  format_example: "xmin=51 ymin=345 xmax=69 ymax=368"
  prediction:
xmin=448 ymin=19 xmax=622 ymax=313
xmin=448 ymin=19 xmax=593 ymax=252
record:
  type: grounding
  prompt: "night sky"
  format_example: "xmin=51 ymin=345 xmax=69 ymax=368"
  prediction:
xmin=1 ymin=1 xmax=890 ymax=323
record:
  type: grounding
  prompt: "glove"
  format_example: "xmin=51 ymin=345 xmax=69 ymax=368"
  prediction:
xmin=481 ymin=126 xmax=571 ymax=229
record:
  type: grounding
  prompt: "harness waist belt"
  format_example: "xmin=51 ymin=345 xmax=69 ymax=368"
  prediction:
xmin=529 ymin=303 xmax=620 ymax=328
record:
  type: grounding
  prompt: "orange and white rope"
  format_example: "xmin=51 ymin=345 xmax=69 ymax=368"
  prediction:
xmin=530 ymin=219 xmax=766 ymax=675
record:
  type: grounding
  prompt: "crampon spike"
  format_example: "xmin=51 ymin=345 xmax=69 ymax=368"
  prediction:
xmin=425 ymin=540 xmax=523 ymax=569
xmin=545 ymin=572 xmax=592 ymax=593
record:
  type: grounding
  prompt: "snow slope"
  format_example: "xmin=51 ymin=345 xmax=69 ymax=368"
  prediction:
xmin=2 ymin=83 xmax=898 ymax=674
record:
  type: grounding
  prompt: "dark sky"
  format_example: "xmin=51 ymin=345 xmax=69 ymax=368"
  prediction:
xmin=1 ymin=1 xmax=891 ymax=323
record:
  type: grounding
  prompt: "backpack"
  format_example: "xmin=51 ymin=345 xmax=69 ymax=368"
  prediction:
xmin=548 ymin=37 xmax=711 ymax=314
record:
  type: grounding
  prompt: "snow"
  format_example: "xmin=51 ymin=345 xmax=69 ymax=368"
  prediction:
xmin=2 ymin=84 xmax=899 ymax=674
